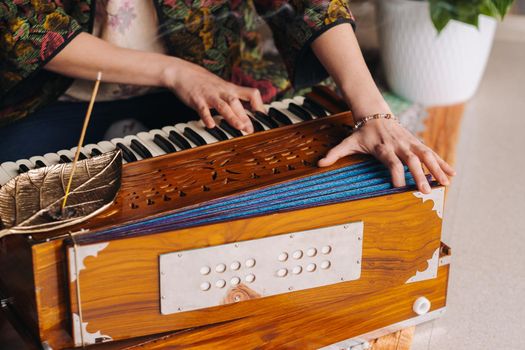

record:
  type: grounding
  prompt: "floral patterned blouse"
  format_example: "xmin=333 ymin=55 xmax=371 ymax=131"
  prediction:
xmin=62 ymin=0 xmax=168 ymax=101
xmin=0 ymin=0 xmax=355 ymax=127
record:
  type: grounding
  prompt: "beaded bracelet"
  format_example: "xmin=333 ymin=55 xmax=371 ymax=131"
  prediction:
xmin=353 ymin=113 xmax=397 ymax=130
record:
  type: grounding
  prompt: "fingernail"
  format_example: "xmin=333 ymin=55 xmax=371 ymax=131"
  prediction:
xmin=422 ymin=183 xmax=431 ymax=193
xmin=442 ymin=178 xmax=450 ymax=185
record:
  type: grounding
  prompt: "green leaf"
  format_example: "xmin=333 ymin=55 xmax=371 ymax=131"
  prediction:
xmin=430 ymin=1 xmax=453 ymax=33
xmin=480 ymin=1 xmax=501 ymax=19
xmin=492 ymin=0 xmax=515 ymax=18
xmin=427 ymin=0 xmax=515 ymax=31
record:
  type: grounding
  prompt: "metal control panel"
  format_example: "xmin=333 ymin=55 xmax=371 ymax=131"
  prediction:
xmin=159 ymin=221 xmax=363 ymax=315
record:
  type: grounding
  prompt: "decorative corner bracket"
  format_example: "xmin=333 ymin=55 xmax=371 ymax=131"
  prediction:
xmin=73 ymin=313 xmax=113 ymax=346
xmin=406 ymin=248 xmax=440 ymax=284
xmin=413 ymin=187 xmax=445 ymax=218
xmin=69 ymin=242 xmax=110 ymax=282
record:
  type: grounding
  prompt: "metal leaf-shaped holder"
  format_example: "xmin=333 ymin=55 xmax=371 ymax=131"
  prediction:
xmin=0 ymin=150 xmax=122 ymax=237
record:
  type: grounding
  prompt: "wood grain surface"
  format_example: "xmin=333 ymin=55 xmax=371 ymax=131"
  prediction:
xmin=60 ymin=187 xmax=443 ymax=346
xmin=370 ymin=327 xmax=415 ymax=350
xmin=85 ymin=265 xmax=449 ymax=350
xmin=421 ymin=104 xmax=465 ymax=167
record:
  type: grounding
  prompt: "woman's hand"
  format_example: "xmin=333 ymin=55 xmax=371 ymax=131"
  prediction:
xmin=162 ymin=60 xmax=265 ymax=133
xmin=318 ymin=118 xmax=456 ymax=194
xmin=46 ymin=33 xmax=264 ymax=133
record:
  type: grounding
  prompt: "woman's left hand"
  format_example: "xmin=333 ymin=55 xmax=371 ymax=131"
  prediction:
xmin=318 ymin=118 xmax=456 ymax=194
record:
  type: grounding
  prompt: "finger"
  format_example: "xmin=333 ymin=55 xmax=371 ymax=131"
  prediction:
xmin=227 ymin=96 xmax=253 ymax=133
xmin=400 ymin=151 xmax=431 ymax=194
xmin=416 ymin=147 xmax=450 ymax=185
xmin=238 ymin=87 xmax=265 ymax=113
xmin=373 ymin=146 xmax=406 ymax=187
xmin=432 ymin=151 xmax=457 ymax=176
xmin=212 ymin=98 xmax=246 ymax=131
xmin=196 ymin=101 xmax=215 ymax=129
xmin=318 ymin=137 xmax=359 ymax=167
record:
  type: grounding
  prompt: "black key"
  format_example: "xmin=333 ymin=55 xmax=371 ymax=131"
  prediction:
xmin=168 ymin=130 xmax=192 ymax=150
xmin=78 ymin=152 xmax=87 ymax=160
xmin=205 ymin=127 xmax=228 ymax=141
xmin=253 ymin=111 xmax=278 ymax=129
xmin=90 ymin=148 xmax=102 ymax=156
xmin=18 ymin=164 xmax=30 ymax=173
xmin=288 ymin=103 xmax=313 ymax=121
xmin=35 ymin=160 xmax=46 ymax=168
xmin=130 ymin=139 xmax=153 ymax=159
xmin=250 ymin=117 xmax=265 ymax=132
xmin=59 ymin=154 xmax=72 ymax=163
xmin=268 ymin=107 xmax=293 ymax=125
xmin=116 ymin=142 xmax=137 ymax=162
xmin=219 ymin=119 xmax=243 ymax=138
xmin=183 ymin=127 xmax=207 ymax=146
xmin=303 ymin=98 xmax=327 ymax=117
xmin=153 ymin=134 xmax=176 ymax=153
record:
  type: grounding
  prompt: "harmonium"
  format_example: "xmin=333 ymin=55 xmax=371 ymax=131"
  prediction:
xmin=0 ymin=87 xmax=451 ymax=349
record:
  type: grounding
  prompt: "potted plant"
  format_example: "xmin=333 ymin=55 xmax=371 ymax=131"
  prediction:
xmin=376 ymin=0 xmax=514 ymax=105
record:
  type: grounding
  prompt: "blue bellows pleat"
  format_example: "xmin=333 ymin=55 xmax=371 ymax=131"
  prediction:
xmin=90 ymin=160 xmax=416 ymax=239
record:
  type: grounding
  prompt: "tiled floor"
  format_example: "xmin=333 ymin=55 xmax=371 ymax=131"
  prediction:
xmin=412 ymin=16 xmax=525 ymax=350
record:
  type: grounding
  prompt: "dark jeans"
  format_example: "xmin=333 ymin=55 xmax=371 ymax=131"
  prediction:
xmin=0 ymin=91 xmax=198 ymax=163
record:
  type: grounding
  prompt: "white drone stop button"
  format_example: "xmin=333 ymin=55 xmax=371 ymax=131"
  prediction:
xmin=413 ymin=296 xmax=431 ymax=315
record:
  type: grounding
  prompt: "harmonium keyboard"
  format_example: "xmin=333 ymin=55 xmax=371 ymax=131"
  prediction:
xmin=0 ymin=87 xmax=451 ymax=349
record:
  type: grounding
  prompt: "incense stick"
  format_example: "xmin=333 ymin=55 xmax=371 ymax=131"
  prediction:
xmin=62 ymin=72 xmax=102 ymax=210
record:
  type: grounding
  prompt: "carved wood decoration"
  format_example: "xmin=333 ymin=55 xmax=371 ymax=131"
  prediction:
xmin=33 ymin=113 xmax=367 ymax=243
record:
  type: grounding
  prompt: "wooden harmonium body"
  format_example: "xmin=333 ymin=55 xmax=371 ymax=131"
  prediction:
xmin=0 ymin=111 xmax=451 ymax=349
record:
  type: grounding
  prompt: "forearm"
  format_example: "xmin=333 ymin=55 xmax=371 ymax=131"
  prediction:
xmin=311 ymin=23 xmax=390 ymax=120
xmin=44 ymin=32 xmax=178 ymax=87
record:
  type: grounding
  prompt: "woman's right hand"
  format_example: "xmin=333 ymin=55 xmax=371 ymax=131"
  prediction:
xmin=162 ymin=59 xmax=265 ymax=134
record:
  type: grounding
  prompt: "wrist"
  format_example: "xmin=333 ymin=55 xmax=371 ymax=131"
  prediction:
xmin=160 ymin=63 xmax=177 ymax=90
xmin=340 ymin=85 xmax=391 ymax=121
xmin=350 ymin=99 xmax=392 ymax=122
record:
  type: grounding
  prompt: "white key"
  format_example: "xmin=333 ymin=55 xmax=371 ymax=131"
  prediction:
xmin=110 ymin=137 xmax=143 ymax=163
xmin=123 ymin=135 xmax=153 ymax=159
xmin=283 ymin=97 xmax=317 ymax=120
xmin=269 ymin=101 xmax=303 ymax=124
xmin=294 ymin=95 xmax=328 ymax=117
xmin=0 ymin=165 xmax=14 ymax=185
xmin=136 ymin=131 xmax=167 ymax=157
xmin=84 ymin=143 xmax=103 ymax=157
xmin=187 ymin=120 xmax=219 ymax=144
xmin=292 ymin=95 xmax=305 ymax=105
xmin=1 ymin=162 xmax=19 ymax=181
xmin=70 ymin=147 xmax=89 ymax=161
xmin=213 ymin=116 xmax=247 ymax=138
xmin=15 ymin=159 xmax=33 ymax=173
xmin=161 ymin=126 xmax=194 ymax=150
xmin=280 ymin=98 xmax=295 ymax=108
xmin=29 ymin=156 xmax=50 ymax=168
xmin=97 ymin=141 xmax=116 ymax=153
xmin=57 ymin=149 xmax=76 ymax=163
xmin=149 ymin=129 xmax=182 ymax=152
xmin=173 ymin=123 xmax=199 ymax=147
xmin=43 ymin=153 xmax=61 ymax=166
